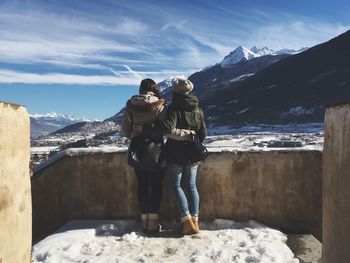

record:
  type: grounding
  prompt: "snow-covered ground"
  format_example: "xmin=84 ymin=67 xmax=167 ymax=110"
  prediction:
xmin=208 ymin=123 xmax=324 ymax=135
xmin=31 ymin=146 xmax=60 ymax=154
xmin=205 ymin=133 xmax=323 ymax=152
xmin=31 ymin=132 xmax=323 ymax=172
xmin=32 ymin=219 xmax=299 ymax=263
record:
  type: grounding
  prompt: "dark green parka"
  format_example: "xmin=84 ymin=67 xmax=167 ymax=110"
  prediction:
xmin=150 ymin=92 xmax=207 ymax=165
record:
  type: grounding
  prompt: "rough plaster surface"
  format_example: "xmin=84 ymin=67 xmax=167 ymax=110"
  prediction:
xmin=0 ymin=101 xmax=31 ymax=263
xmin=287 ymin=234 xmax=322 ymax=263
xmin=323 ymin=102 xmax=350 ymax=263
xmin=32 ymin=150 xmax=322 ymax=242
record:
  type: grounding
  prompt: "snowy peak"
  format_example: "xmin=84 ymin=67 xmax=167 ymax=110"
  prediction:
xmin=30 ymin=112 xmax=99 ymax=137
xmin=30 ymin=112 xmax=97 ymax=123
xmin=273 ymin=47 xmax=308 ymax=55
xmin=221 ymin=46 xmax=258 ymax=65
xmin=251 ymin=46 xmax=274 ymax=56
xmin=157 ymin=75 xmax=187 ymax=93
xmin=220 ymin=46 xmax=308 ymax=65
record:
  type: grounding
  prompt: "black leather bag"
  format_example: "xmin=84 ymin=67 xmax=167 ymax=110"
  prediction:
xmin=188 ymin=134 xmax=208 ymax=163
xmin=128 ymin=135 xmax=164 ymax=171
xmin=127 ymin=112 xmax=163 ymax=171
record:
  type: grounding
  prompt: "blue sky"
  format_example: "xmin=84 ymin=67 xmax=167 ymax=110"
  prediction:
xmin=0 ymin=0 xmax=349 ymax=119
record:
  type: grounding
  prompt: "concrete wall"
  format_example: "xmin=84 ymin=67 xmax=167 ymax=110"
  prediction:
xmin=0 ymin=101 xmax=31 ymax=263
xmin=32 ymin=150 xmax=322 ymax=242
xmin=323 ymin=102 xmax=350 ymax=263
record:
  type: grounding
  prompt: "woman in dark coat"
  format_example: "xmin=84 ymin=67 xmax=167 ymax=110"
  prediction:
xmin=149 ymin=78 xmax=207 ymax=235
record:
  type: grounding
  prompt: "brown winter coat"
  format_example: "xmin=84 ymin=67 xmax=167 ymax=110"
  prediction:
xmin=122 ymin=92 xmax=166 ymax=139
xmin=121 ymin=92 xmax=193 ymax=140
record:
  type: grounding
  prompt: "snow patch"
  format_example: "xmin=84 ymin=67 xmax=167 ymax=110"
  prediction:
xmin=32 ymin=219 xmax=299 ymax=263
xmin=32 ymin=147 xmax=127 ymax=173
xmin=229 ymin=73 xmax=255 ymax=82
xmin=236 ymin=108 xmax=249 ymax=115
xmin=281 ymin=107 xmax=314 ymax=118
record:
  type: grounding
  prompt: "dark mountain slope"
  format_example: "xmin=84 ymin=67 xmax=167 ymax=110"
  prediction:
xmin=203 ymin=30 xmax=350 ymax=126
xmin=189 ymin=54 xmax=289 ymax=100
xmin=106 ymin=54 xmax=289 ymax=123
xmin=30 ymin=117 xmax=59 ymax=137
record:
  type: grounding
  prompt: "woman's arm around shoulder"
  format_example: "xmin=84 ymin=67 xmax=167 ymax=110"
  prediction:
xmin=197 ymin=107 xmax=207 ymax=143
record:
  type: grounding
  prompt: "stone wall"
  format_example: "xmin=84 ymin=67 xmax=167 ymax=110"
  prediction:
xmin=32 ymin=149 xmax=322 ymax=242
xmin=0 ymin=101 xmax=31 ymax=263
xmin=323 ymin=102 xmax=350 ymax=262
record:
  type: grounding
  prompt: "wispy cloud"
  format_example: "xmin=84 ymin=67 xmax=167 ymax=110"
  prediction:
xmin=115 ymin=18 xmax=149 ymax=36
xmin=245 ymin=19 xmax=350 ymax=50
xmin=0 ymin=69 xmax=140 ymax=85
xmin=0 ymin=68 xmax=188 ymax=85
xmin=0 ymin=0 xmax=349 ymax=86
xmin=161 ymin=20 xmax=187 ymax=31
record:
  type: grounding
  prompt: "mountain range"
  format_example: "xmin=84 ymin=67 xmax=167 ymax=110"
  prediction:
xmin=220 ymin=46 xmax=307 ymax=65
xmin=107 ymin=46 xmax=295 ymax=123
xmin=30 ymin=113 xmax=95 ymax=137
xmin=33 ymin=30 xmax=350 ymax=136
xmin=202 ymin=30 xmax=350 ymax=128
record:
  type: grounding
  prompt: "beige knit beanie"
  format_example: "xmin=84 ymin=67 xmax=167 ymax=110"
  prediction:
xmin=172 ymin=78 xmax=194 ymax=95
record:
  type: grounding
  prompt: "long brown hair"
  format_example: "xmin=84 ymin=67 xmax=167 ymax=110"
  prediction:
xmin=139 ymin=78 xmax=160 ymax=98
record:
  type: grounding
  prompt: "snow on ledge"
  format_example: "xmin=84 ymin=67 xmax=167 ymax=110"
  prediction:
xmin=33 ymin=140 xmax=322 ymax=174
xmin=32 ymin=219 xmax=299 ymax=263
xmin=32 ymin=147 xmax=127 ymax=173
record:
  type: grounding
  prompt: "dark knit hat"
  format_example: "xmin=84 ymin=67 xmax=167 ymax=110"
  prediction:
xmin=139 ymin=78 xmax=160 ymax=97
xmin=172 ymin=78 xmax=194 ymax=95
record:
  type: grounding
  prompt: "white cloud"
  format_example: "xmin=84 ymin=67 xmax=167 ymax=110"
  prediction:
xmin=0 ymin=11 xmax=154 ymax=68
xmin=0 ymin=68 xmax=189 ymax=85
xmin=245 ymin=19 xmax=350 ymax=50
xmin=0 ymin=2 xmax=349 ymax=86
xmin=0 ymin=69 xmax=140 ymax=85
xmin=123 ymin=65 xmax=145 ymax=79
xmin=161 ymin=20 xmax=187 ymax=31
xmin=116 ymin=18 xmax=149 ymax=36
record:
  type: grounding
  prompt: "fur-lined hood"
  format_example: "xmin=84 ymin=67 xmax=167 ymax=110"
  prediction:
xmin=126 ymin=92 xmax=165 ymax=113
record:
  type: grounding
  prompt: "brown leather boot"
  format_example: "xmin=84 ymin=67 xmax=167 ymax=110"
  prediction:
xmin=181 ymin=218 xmax=197 ymax=236
xmin=192 ymin=218 xmax=199 ymax=233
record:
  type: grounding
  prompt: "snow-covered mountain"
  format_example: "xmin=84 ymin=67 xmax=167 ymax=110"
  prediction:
xmin=157 ymin=76 xmax=188 ymax=100
xmin=221 ymin=46 xmax=258 ymax=65
xmin=250 ymin=46 xmax=274 ymax=56
xmin=157 ymin=76 xmax=182 ymax=92
xmin=203 ymin=30 xmax=350 ymax=127
xmin=31 ymin=113 xmax=94 ymax=125
xmin=220 ymin=46 xmax=308 ymax=65
xmin=30 ymin=113 xmax=95 ymax=137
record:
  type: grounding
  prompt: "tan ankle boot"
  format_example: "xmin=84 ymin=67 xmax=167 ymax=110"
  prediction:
xmin=192 ymin=217 xmax=199 ymax=233
xmin=181 ymin=216 xmax=197 ymax=236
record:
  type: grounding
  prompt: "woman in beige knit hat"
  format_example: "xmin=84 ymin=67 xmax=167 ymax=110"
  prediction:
xmin=147 ymin=78 xmax=207 ymax=235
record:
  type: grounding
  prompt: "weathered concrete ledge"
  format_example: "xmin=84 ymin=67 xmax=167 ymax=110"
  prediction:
xmin=323 ymin=102 xmax=350 ymax=262
xmin=0 ymin=101 xmax=32 ymax=263
xmin=32 ymin=145 xmax=322 ymax=173
xmin=32 ymin=149 xmax=322 ymax=242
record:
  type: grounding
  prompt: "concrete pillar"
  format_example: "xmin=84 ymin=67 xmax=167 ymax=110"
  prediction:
xmin=0 ymin=101 xmax=32 ymax=263
xmin=323 ymin=102 xmax=350 ymax=262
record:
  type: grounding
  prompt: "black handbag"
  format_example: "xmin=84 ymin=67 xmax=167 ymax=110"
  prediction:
xmin=127 ymin=113 xmax=163 ymax=171
xmin=181 ymin=110 xmax=208 ymax=163
xmin=127 ymin=135 xmax=164 ymax=171
xmin=188 ymin=133 xmax=208 ymax=163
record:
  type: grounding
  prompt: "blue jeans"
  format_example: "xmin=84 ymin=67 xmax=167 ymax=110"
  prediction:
xmin=166 ymin=163 xmax=199 ymax=218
